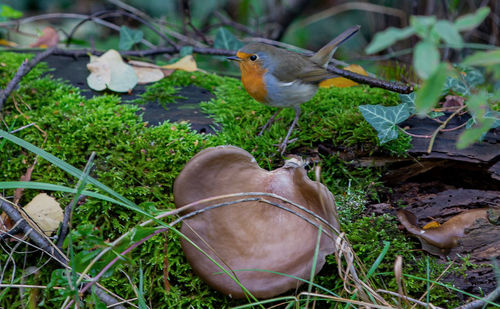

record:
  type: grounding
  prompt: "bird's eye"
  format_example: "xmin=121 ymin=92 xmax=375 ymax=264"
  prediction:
xmin=249 ymin=55 xmax=258 ymax=61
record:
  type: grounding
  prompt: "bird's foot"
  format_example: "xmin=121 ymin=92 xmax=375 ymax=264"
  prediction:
xmin=277 ymin=137 xmax=298 ymax=155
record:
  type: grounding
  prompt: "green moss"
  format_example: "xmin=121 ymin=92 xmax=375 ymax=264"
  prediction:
xmin=0 ymin=51 xmax=444 ymax=308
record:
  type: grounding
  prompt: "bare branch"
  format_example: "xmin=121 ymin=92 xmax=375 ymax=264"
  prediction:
xmin=0 ymin=47 xmax=56 ymax=112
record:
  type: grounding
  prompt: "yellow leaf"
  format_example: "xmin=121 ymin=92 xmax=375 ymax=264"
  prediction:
xmin=319 ymin=64 xmax=368 ymax=88
xmin=161 ymin=55 xmax=198 ymax=72
xmin=423 ymin=221 xmax=441 ymax=229
xmin=0 ymin=39 xmax=17 ymax=47
xmin=23 ymin=193 xmax=63 ymax=236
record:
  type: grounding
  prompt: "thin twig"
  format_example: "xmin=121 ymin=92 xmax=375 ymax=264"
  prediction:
xmin=0 ymin=47 xmax=56 ymax=111
xmin=377 ymin=289 xmax=442 ymax=308
xmin=56 ymin=152 xmax=95 ymax=249
xmin=65 ymin=9 xmax=179 ymax=49
xmin=214 ymin=11 xmax=262 ymax=37
xmin=0 ymin=12 xmax=155 ymax=49
xmin=181 ymin=0 xmax=211 ymax=45
xmin=0 ymin=196 xmax=126 ymax=309
xmin=427 ymin=105 xmax=467 ymax=154
xmin=454 ymin=285 xmax=500 ymax=309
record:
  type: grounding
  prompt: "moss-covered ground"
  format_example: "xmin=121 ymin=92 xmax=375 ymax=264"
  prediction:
xmin=0 ymin=52 xmax=459 ymax=308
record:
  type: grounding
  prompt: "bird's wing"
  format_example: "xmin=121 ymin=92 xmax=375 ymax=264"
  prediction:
xmin=271 ymin=53 xmax=334 ymax=84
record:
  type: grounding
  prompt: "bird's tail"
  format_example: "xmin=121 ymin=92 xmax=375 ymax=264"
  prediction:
xmin=310 ymin=25 xmax=361 ymax=68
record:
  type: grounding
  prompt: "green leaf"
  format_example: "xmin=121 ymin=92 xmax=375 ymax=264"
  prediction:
xmin=119 ymin=26 xmax=143 ymax=50
xmin=454 ymin=7 xmax=491 ymax=31
xmin=400 ymin=92 xmax=416 ymax=114
xmin=365 ymin=27 xmax=415 ymax=54
xmin=444 ymin=76 xmax=469 ymax=96
xmin=457 ymin=118 xmax=495 ymax=149
xmin=462 ymin=49 xmax=500 ymax=66
xmin=414 ymin=40 xmax=440 ymax=79
xmin=415 ymin=63 xmax=448 ymax=115
xmin=213 ymin=27 xmax=243 ymax=51
xmin=432 ymin=20 xmax=463 ymax=48
xmin=359 ymin=103 xmax=412 ymax=144
xmin=484 ymin=110 xmax=500 ymax=128
xmin=428 ymin=111 xmax=445 ymax=118
xmin=410 ymin=15 xmax=437 ymax=39
xmin=0 ymin=4 xmax=23 ymax=19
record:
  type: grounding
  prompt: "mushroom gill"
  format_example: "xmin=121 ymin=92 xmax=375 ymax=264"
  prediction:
xmin=173 ymin=146 xmax=338 ymax=299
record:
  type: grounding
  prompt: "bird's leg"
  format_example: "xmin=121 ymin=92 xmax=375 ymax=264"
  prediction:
xmin=258 ymin=108 xmax=283 ymax=136
xmin=279 ymin=106 xmax=301 ymax=154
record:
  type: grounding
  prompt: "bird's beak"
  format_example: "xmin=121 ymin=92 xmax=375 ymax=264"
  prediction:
xmin=227 ymin=55 xmax=241 ymax=61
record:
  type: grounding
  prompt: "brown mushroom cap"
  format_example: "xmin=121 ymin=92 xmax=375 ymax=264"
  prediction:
xmin=173 ymin=146 xmax=338 ymax=298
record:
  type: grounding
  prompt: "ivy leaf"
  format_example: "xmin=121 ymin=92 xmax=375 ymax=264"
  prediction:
xmin=359 ymin=104 xmax=411 ymax=144
xmin=454 ymin=7 xmax=491 ymax=31
xmin=119 ymin=26 xmax=143 ymax=51
xmin=485 ymin=110 xmax=500 ymax=128
xmin=432 ymin=20 xmax=463 ymax=48
xmin=213 ymin=27 xmax=243 ymax=51
xmin=400 ymin=92 xmax=416 ymax=114
xmin=414 ymin=40 xmax=440 ymax=79
xmin=0 ymin=4 xmax=23 ymax=19
xmin=365 ymin=27 xmax=415 ymax=54
xmin=415 ymin=63 xmax=448 ymax=115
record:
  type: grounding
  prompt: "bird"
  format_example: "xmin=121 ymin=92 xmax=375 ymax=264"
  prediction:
xmin=227 ymin=25 xmax=360 ymax=154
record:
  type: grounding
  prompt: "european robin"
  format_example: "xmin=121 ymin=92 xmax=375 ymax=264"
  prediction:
xmin=228 ymin=25 xmax=360 ymax=154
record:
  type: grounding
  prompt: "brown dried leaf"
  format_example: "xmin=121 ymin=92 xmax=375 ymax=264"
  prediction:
xmin=30 ymin=26 xmax=59 ymax=48
xmin=442 ymin=95 xmax=465 ymax=108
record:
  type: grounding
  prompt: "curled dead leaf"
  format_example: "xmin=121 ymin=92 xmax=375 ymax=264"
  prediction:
xmin=397 ymin=208 xmax=488 ymax=255
xmin=30 ymin=26 xmax=59 ymax=48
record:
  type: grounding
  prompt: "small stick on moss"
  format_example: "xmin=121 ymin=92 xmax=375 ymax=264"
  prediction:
xmin=0 ymin=47 xmax=56 ymax=112
xmin=454 ymin=285 xmax=500 ymax=309
xmin=427 ymin=105 xmax=467 ymax=154
xmin=0 ymin=196 xmax=127 ymax=309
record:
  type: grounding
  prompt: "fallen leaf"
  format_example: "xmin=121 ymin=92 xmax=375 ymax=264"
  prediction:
xmin=397 ymin=208 xmax=488 ymax=255
xmin=442 ymin=95 xmax=465 ymax=108
xmin=86 ymin=49 xmax=138 ymax=92
xmin=162 ymin=55 xmax=198 ymax=72
xmin=129 ymin=60 xmax=165 ymax=84
xmin=24 ymin=193 xmax=63 ymax=236
xmin=0 ymin=39 xmax=17 ymax=47
xmin=319 ymin=64 xmax=368 ymax=88
xmin=30 ymin=26 xmax=59 ymax=48
xmin=422 ymin=221 xmax=441 ymax=229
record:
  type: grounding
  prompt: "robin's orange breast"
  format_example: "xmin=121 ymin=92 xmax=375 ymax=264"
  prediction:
xmin=238 ymin=55 xmax=268 ymax=103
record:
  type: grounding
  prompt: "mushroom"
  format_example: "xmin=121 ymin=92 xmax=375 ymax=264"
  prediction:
xmin=173 ymin=146 xmax=338 ymax=298
xmin=397 ymin=208 xmax=489 ymax=255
